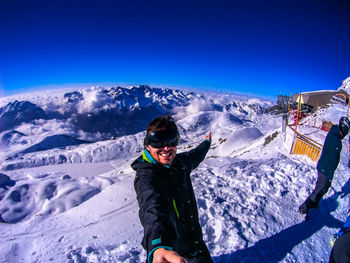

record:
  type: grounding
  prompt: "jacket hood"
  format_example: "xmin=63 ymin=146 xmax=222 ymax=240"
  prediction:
xmin=131 ymin=155 xmax=163 ymax=171
xmin=131 ymin=156 xmax=147 ymax=171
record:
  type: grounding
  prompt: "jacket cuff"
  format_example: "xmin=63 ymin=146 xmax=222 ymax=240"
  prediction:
xmin=148 ymin=245 xmax=173 ymax=263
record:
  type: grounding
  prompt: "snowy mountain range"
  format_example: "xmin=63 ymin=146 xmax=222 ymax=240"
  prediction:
xmin=0 ymin=85 xmax=196 ymax=137
xmin=0 ymin=82 xmax=349 ymax=263
xmin=0 ymin=85 xmax=269 ymax=168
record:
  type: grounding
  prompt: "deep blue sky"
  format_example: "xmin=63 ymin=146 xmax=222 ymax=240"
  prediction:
xmin=0 ymin=0 xmax=349 ymax=98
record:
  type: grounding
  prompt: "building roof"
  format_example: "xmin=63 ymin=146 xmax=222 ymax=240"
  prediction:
xmin=292 ymin=89 xmax=349 ymax=109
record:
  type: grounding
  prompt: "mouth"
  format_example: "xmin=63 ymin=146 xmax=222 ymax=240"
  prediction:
xmin=159 ymin=152 xmax=172 ymax=157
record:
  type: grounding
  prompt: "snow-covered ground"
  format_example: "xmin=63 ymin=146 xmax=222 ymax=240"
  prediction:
xmin=0 ymin=85 xmax=349 ymax=263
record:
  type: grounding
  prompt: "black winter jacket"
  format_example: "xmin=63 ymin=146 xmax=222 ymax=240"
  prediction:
xmin=317 ymin=125 xmax=343 ymax=180
xmin=132 ymin=140 xmax=210 ymax=262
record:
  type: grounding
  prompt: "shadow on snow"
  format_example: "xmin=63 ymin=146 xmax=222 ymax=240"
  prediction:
xmin=213 ymin=178 xmax=350 ymax=263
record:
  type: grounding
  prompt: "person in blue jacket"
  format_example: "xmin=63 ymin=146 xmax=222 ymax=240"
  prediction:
xmin=132 ymin=115 xmax=213 ymax=263
xmin=299 ymin=117 xmax=350 ymax=216
xmin=329 ymin=211 xmax=350 ymax=263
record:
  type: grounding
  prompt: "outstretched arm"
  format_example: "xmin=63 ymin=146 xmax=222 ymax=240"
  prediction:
xmin=180 ymin=132 xmax=212 ymax=171
xmin=134 ymin=175 xmax=177 ymax=262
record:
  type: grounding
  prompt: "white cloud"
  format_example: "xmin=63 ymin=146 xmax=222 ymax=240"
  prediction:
xmin=173 ymin=98 xmax=214 ymax=120
xmin=76 ymin=87 xmax=115 ymax=114
xmin=246 ymin=98 xmax=272 ymax=107
xmin=16 ymin=119 xmax=78 ymax=138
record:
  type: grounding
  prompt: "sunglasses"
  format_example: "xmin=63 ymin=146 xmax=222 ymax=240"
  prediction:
xmin=144 ymin=130 xmax=180 ymax=148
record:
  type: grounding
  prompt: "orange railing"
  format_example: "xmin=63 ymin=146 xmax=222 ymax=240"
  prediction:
xmin=291 ymin=131 xmax=322 ymax=162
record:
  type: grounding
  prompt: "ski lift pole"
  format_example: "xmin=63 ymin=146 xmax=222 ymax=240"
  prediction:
xmin=282 ymin=114 xmax=287 ymax=141
xmin=287 ymin=92 xmax=292 ymax=126
xmin=294 ymin=93 xmax=302 ymax=134
xmin=314 ymin=100 xmax=318 ymax=127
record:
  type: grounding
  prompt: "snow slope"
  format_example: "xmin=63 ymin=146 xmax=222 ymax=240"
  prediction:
xmin=0 ymin=84 xmax=349 ymax=263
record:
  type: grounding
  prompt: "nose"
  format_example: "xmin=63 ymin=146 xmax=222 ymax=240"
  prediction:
xmin=162 ymin=146 xmax=171 ymax=150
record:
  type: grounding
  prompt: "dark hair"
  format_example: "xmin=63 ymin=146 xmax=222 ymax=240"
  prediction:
xmin=146 ymin=115 xmax=178 ymax=136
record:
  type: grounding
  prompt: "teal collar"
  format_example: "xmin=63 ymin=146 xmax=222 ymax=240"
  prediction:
xmin=143 ymin=149 xmax=157 ymax=164
xmin=142 ymin=149 xmax=170 ymax=168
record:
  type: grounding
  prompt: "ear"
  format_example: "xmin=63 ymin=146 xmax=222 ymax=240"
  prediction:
xmin=146 ymin=145 xmax=151 ymax=151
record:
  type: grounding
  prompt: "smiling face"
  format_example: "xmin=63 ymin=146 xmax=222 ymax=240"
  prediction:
xmin=146 ymin=144 xmax=177 ymax=165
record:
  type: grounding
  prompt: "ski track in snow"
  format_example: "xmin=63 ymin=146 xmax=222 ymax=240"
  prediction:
xmin=0 ymin=87 xmax=349 ymax=263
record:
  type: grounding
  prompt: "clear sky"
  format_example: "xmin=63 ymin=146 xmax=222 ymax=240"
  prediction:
xmin=0 ymin=0 xmax=349 ymax=98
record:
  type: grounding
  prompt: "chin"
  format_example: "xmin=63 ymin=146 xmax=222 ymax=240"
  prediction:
xmin=160 ymin=158 xmax=173 ymax=165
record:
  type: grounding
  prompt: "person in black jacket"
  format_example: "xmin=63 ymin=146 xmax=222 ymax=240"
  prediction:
xmin=299 ymin=117 xmax=350 ymax=216
xmin=132 ymin=115 xmax=213 ymax=263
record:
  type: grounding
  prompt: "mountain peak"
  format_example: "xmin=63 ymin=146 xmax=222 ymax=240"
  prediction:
xmin=0 ymin=100 xmax=47 ymax=132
